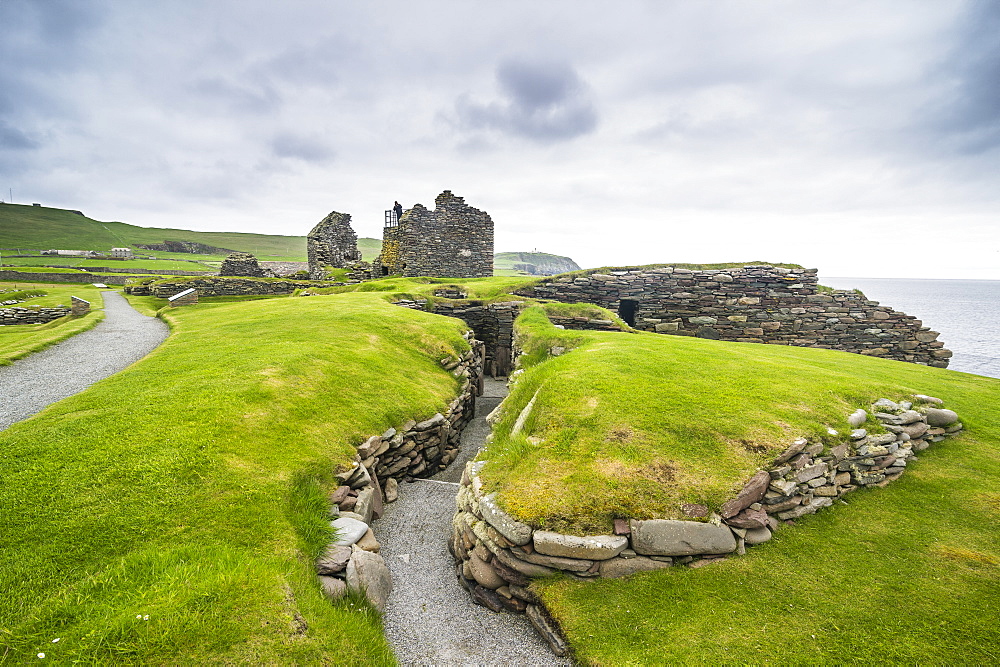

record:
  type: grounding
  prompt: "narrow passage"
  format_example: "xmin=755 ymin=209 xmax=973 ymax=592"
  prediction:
xmin=373 ymin=377 xmax=570 ymax=666
xmin=0 ymin=291 xmax=169 ymax=431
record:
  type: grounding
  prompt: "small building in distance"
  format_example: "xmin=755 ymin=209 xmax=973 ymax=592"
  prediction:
xmin=111 ymin=247 xmax=134 ymax=259
xmin=307 ymin=211 xmax=362 ymax=279
xmin=374 ymin=190 xmax=493 ymax=278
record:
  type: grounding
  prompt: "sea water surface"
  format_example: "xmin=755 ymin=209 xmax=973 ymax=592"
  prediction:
xmin=822 ymin=277 xmax=1000 ymax=380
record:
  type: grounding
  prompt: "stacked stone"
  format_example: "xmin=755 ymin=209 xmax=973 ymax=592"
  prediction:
xmin=0 ymin=270 xmax=128 ymax=285
xmin=375 ymin=191 xmax=494 ymax=279
xmin=125 ymin=277 xmax=333 ymax=298
xmin=218 ymin=252 xmax=274 ymax=277
xmin=431 ymin=301 xmax=523 ymax=377
xmin=516 ymin=265 xmax=951 ymax=368
xmin=306 ymin=211 xmax=362 ymax=279
xmin=314 ymin=335 xmax=485 ymax=611
xmin=546 ymin=315 xmax=622 ymax=331
xmin=0 ymin=305 xmax=71 ymax=325
xmin=450 ymin=393 xmax=962 ymax=640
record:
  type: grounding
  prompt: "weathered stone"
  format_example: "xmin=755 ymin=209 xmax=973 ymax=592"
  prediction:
xmin=316 ymin=545 xmax=352 ymax=575
xmin=769 ymin=479 xmax=798 ymax=496
xmin=598 ymin=556 xmax=672 ymax=578
xmin=847 ymin=409 xmax=868 ymax=428
xmin=912 ymin=394 xmax=943 ymax=405
xmin=924 ymin=408 xmax=959 ymax=427
xmin=331 ymin=517 xmax=369 ymax=547
xmin=318 ymin=576 xmax=348 ymax=600
xmin=764 ymin=496 xmax=802 ymax=513
xmin=384 ymin=477 xmax=398 ymax=503
xmin=514 ymin=549 xmax=594 ymax=572
xmin=743 ymin=526 xmax=772 ymax=545
xmin=330 ymin=485 xmax=351 ymax=505
xmin=345 ymin=545 xmax=392 ymax=612
xmin=720 ymin=470 xmax=772 ymax=519
xmin=613 ymin=518 xmax=631 ymax=535
xmin=353 ymin=487 xmax=375 ymax=524
xmin=471 ymin=584 xmax=506 ymax=612
xmin=773 ymin=438 xmax=808 ymax=465
xmin=491 ymin=559 xmax=530 ymax=587
xmin=794 ymin=463 xmax=828 ymax=483
xmin=526 ymin=605 xmax=569 ymax=657
xmin=724 ymin=507 xmax=769 ymax=530
xmin=355 ymin=528 xmax=380 ymax=553
xmin=479 ymin=493 xmax=533 ymax=545
xmin=902 ymin=422 xmax=929 ymax=439
xmin=493 ymin=548 xmax=556 ymax=578
xmin=629 ymin=519 xmax=738 ymax=556
xmin=532 ymin=531 xmax=628 ymax=561
xmin=468 ymin=551 xmax=505 ymax=589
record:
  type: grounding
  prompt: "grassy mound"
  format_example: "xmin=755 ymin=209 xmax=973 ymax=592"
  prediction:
xmin=0 ymin=292 xmax=472 ymax=663
xmin=0 ymin=282 xmax=106 ymax=365
xmin=478 ymin=306 xmax=1000 ymax=662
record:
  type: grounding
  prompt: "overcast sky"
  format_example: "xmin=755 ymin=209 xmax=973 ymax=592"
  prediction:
xmin=1 ymin=1 xmax=997 ymax=278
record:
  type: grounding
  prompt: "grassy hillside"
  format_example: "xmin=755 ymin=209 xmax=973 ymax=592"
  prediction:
xmin=486 ymin=306 xmax=1000 ymax=663
xmin=0 ymin=204 xmax=306 ymax=259
xmin=494 ymin=251 xmax=581 ymax=276
xmin=0 ymin=291 xmax=472 ymax=663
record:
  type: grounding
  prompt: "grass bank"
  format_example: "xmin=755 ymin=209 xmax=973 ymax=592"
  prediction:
xmin=0 ymin=292 xmax=472 ymax=663
xmin=484 ymin=306 xmax=1000 ymax=662
xmin=0 ymin=283 xmax=106 ymax=365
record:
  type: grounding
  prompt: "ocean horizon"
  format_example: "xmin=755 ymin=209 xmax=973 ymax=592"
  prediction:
xmin=823 ymin=276 xmax=1000 ymax=380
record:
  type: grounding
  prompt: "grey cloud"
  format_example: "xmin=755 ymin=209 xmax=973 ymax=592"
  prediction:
xmin=269 ymin=133 xmax=335 ymax=163
xmin=453 ymin=58 xmax=598 ymax=143
xmin=187 ymin=76 xmax=283 ymax=116
xmin=0 ymin=120 xmax=42 ymax=150
xmin=925 ymin=0 xmax=1000 ymax=154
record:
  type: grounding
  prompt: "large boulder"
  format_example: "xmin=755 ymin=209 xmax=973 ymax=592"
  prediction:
xmin=630 ymin=519 xmax=738 ymax=556
xmin=925 ymin=408 xmax=959 ymax=427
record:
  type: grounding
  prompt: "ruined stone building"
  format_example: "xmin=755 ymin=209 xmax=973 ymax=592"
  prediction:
xmin=373 ymin=191 xmax=493 ymax=278
xmin=307 ymin=211 xmax=362 ymax=279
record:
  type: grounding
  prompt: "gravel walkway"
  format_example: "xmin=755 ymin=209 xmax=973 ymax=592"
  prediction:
xmin=374 ymin=378 xmax=571 ymax=666
xmin=0 ymin=291 xmax=169 ymax=431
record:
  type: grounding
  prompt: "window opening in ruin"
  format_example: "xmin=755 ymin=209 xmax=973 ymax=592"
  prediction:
xmin=618 ymin=299 xmax=638 ymax=327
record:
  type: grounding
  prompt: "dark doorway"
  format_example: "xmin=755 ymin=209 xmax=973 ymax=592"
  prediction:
xmin=618 ymin=299 xmax=638 ymax=327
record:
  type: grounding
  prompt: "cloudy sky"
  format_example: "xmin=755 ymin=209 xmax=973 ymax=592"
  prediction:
xmin=1 ymin=1 xmax=997 ymax=278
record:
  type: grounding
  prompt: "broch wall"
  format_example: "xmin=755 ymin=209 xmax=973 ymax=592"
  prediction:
xmin=516 ymin=265 xmax=952 ymax=368
xmin=374 ymin=191 xmax=493 ymax=278
xmin=307 ymin=211 xmax=362 ymax=279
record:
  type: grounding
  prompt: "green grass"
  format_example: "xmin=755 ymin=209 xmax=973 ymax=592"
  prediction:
xmin=299 ymin=275 xmax=536 ymax=303
xmin=0 ymin=203 xmax=307 ymax=258
xmin=1 ymin=256 xmax=217 ymax=271
xmin=0 ymin=292 xmax=473 ymax=663
xmin=0 ymin=283 xmax=107 ymax=365
xmin=483 ymin=306 xmax=1000 ymax=663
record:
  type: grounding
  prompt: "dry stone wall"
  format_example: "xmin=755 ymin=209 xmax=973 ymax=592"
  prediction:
xmin=218 ymin=252 xmax=274 ymax=278
xmin=516 ymin=265 xmax=951 ymax=367
xmin=0 ymin=305 xmax=71 ymax=325
xmin=307 ymin=211 xmax=362 ymax=279
xmin=0 ymin=270 xmax=128 ymax=285
xmin=125 ymin=277 xmax=328 ymax=298
xmin=312 ymin=337 xmax=485 ymax=611
xmin=450 ymin=393 xmax=963 ymax=646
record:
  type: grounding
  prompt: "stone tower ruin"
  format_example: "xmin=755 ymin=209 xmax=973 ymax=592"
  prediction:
xmin=374 ymin=191 xmax=493 ymax=279
xmin=307 ymin=211 xmax=362 ymax=279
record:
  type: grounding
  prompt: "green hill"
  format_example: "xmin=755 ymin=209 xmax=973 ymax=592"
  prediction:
xmin=0 ymin=204 xmax=307 ymax=259
xmin=494 ymin=251 xmax=580 ymax=276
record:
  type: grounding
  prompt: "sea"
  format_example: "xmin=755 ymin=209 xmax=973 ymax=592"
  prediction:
xmin=822 ymin=277 xmax=1000 ymax=380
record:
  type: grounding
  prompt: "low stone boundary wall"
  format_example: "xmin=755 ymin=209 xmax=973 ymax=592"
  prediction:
xmin=0 ymin=270 xmax=129 ymax=285
xmin=546 ymin=315 xmax=622 ymax=331
xmin=125 ymin=277 xmax=332 ymax=297
xmin=0 ymin=305 xmax=71 ymax=325
xmin=516 ymin=265 xmax=952 ymax=367
xmin=449 ymin=393 xmax=962 ymax=652
xmin=39 ymin=265 xmax=214 ymax=276
xmin=310 ymin=337 xmax=486 ymax=611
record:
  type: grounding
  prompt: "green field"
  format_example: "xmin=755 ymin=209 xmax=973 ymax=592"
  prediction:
xmin=0 ymin=204 xmax=307 ymax=259
xmin=0 ymin=290 xmax=476 ymax=663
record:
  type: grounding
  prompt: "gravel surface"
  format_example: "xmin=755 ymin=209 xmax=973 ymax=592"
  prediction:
xmin=374 ymin=378 xmax=571 ymax=666
xmin=0 ymin=291 xmax=169 ymax=431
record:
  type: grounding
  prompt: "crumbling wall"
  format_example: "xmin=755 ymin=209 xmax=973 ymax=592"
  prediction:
xmin=219 ymin=252 xmax=273 ymax=277
xmin=307 ymin=211 xmax=362 ymax=279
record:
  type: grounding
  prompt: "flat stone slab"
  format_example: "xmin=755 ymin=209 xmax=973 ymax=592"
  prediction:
xmin=598 ymin=556 xmax=672 ymax=578
xmin=479 ymin=493 xmax=533 ymax=545
xmin=331 ymin=516 xmax=369 ymax=547
xmin=532 ymin=530 xmax=628 ymax=561
xmin=630 ymin=519 xmax=738 ymax=556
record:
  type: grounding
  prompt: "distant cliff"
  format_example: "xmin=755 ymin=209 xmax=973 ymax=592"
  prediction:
xmin=494 ymin=251 xmax=580 ymax=276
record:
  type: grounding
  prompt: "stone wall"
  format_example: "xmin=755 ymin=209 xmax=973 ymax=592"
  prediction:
xmin=0 ymin=270 xmax=128 ymax=285
xmin=0 ymin=305 xmax=71 ymax=325
xmin=25 ymin=265 xmax=214 ymax=276
xmin=124 ymin=277 xmax=328 ymax=298
xmin=312 ymin=336 xmax=485 ymax=611
xmin=375 ymin=191 xmax=494 ymax=278
xmin=449 ymin=393 xmax=962 ymax=653
xmin=218 ymin=252 xmax=274 ymax=278
xmin=516 ymin=265 xmax=951 ymax=367
xmin=307 ymin=211 xmax=362 ymax=279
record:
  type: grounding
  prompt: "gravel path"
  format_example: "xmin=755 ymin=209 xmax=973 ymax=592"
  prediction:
xmin=374 ymin=378 xmax=571 ymax=666
xmin=0 ymin=291 xmax=169 ymax=431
